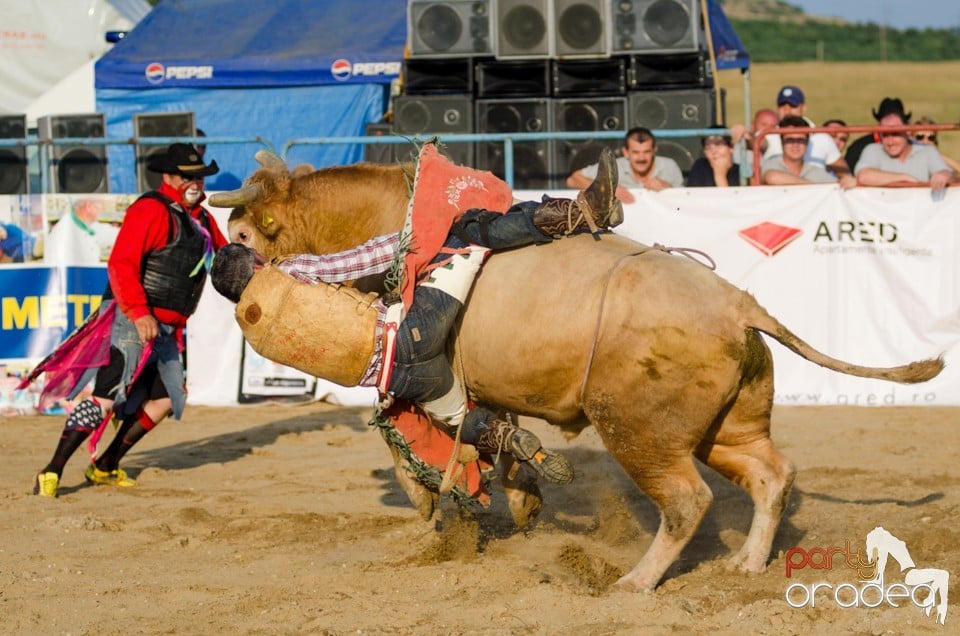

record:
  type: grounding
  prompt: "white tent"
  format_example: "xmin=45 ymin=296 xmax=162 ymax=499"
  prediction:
xmin=0 ymin=0 xmax=150 ymax=122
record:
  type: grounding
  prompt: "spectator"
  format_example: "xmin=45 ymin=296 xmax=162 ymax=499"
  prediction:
xmin=760 ymin=116 xmax=838 ymax=186
xmin=566 ymin=127 xmax=682 ymax=202
xmin=823 ymin=119 xmax=849 ymax=153
xmin=846 ymin=97 xmax=910 ymax=172
xmin=730 ymin=108 xmax=779 ymax=185
xmin=0 ymin=222 xmax=40 ymax=263
xmin=43 ymin=198 xmax=103 ymax=266
xmin=765 ymin=85 xmax=856 ymax=188
xmin=913 ymin=116 xmax=960 ymax=174
xmin=686 ymin=130 xmax=740 ymax=187
xmin=855 ymin=112 xmax=957 ymax=194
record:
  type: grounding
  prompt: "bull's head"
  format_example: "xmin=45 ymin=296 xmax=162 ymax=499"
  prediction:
xmin=209 ymin=150 xmax=292 ymax=246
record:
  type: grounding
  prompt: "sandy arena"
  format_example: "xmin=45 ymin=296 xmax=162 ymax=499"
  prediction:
xmin=2 ymin=402 xmax=957 ymax=634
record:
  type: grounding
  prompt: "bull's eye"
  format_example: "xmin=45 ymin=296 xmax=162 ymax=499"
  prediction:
xmin=238 ymin=231 xmax=249 ymax=242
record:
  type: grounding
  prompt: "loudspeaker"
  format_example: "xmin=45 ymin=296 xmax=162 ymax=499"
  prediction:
xmin=629 ymin=51 xmax=712 ymax=88
xmin=403 ymin=58 xmax=474 ymax=94
xmin=628 ymin=88 xmax=717 ymax=130
xmin=553 ymin=97 xmax=627 ymax=186
xmin=37 ymin=114 xmax=108 ymax=194
xmin=476 ymin=59 xmax=550 ymax=97
xmin=554 ymin=0 xmax=610 ymax=58
xmin=394 ymin=94 xmax=474 ymax=165
xmin=653 ymin=136 xmax=701 ymax=173
xmin=134 ymin=112 xmax=196 ymax=192
xmin=475 ymin=98 xmax=552 ymax=190
xmin=0 ymin=115 xmax=28 ymax=195
xmin=363 ymin=123 xmax=397 ymax=164
xmin=408 ymin=0 xmax=493 ymax=58
xmin=552 ymin=58 xmax=626 ymax=96
xmin=611 ymin=0 xmax=701 ymax=54
xmin=495 ymin=0 xmax=552 ymax=59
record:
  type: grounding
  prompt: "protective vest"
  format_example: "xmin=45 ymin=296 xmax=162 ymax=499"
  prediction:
xmin=236 ymin=263 xmax=381 ymax=387
xmin=138 ymin=192 xmax=210 ymax=317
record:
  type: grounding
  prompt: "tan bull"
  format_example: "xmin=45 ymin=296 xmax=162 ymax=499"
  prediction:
xmin=210 ymin=151 xmax=943 ymax=592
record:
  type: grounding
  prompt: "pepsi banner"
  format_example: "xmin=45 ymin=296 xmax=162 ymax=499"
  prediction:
xmin=0 ymin=265 xmax=107 ymax=362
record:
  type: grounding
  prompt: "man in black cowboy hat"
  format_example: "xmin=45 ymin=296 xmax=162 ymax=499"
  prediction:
xmin=845 ymin=97 xmax=913 ymax=172
xmin=30 ymin=143 xmax=229 ymax=497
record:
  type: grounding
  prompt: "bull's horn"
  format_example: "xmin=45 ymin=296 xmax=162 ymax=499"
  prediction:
xmin=254 ymin=149 xmax=286 ymax=167
xmin=207 ymin=184 xmax=262 ymax=208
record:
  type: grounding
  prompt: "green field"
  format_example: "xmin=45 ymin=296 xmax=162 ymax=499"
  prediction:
xmin=716 ymin=61 xmax=960 ymax=162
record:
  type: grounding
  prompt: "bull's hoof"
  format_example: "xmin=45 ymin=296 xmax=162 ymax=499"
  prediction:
xmin=727 ymin=551 xmax=768 ymax=574
xmin=613 ymin=574 xmax=657 ymax=593
xmin=501 ymin=458 xmax=543 ymax=529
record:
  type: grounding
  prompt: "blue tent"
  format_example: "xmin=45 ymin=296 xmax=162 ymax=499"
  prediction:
xmin=95 ymin=0 xmax=748 ymax=192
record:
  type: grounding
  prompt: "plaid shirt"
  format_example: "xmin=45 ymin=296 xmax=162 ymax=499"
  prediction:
xmin=276 ymin=233 xmax=400 ymax=388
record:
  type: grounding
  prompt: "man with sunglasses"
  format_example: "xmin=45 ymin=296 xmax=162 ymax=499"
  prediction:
xmin=855 ymin=111 xmax=957 ymax=194
xmin=760 ymin=116 xmax=837 ymax=186
xmin=30 ymin=143 xmax=229 ymax=497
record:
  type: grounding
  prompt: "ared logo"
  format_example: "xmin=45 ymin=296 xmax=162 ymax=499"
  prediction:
xmin=739 ymin=221 xmax=802 ymax=256
xmin=331 ymin=58 xmax=352 ymax=81
xmin=145 ymin=62 xmax=165 ymax=85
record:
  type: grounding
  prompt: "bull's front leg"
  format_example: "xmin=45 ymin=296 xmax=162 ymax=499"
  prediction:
xmin=386 ymin=439 xmax=438 ymax=521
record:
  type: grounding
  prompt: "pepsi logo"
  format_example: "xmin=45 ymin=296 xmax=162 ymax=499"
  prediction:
xmin=331 ymin=59 xmax=352 ymax=81
xmin=145 ymin=62 xmax=165 ymax=84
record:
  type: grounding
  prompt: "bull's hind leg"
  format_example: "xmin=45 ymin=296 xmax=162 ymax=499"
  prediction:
xmin=611 ymin=453 xmax=714 ymax=592
xmin=695 ymin=335 xmax=796 ymax=573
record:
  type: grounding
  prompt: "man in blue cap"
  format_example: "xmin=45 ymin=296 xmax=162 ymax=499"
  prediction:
xmin=763 ymin=84 xmax=856 ymax=189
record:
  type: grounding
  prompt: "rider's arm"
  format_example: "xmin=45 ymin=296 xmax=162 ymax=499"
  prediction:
xmin=278 ymin=232 xmax=400 ymax=283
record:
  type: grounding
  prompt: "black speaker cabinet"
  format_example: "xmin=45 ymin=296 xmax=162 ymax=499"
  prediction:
xmin=552 ymin=58 xmax=626 ymax=96
xmin=476 ymin=59 xmax=550 ymax=97
xmin=553 ymin=97 xmax=627 ymax=187
xmin=611 ymin=0 xmax=701 ymax=54
xmin=495 ymin=0 xmax=552 ymax=59
xmin=363 ymin=122 xmax=398 ymax=164
xmin=0 ymin=114 xmax=28 ymax=195
xmin=134 ymin=112 xmax=196 ymax=192
xmin=408 ymin=0 xmax=493 ymax=58
xmin=629 ymin=51 xmax=712 ymax=89
xmin=37 ymin=114 xmax=108 ymax=194
xmin=554 ymin=0 xmax=610 ymax=58
xmin=628 ymin=88 xmax=719 ymax=130
xmin=394 ymin=94 xmax=474 ymax=166
xmin=653 ymin=136 xmax=701 ymax=173
xmin=475 ymin=98 xmax=552 ymax=190
xmin=403 ymin=58 xmax=474 ymax=94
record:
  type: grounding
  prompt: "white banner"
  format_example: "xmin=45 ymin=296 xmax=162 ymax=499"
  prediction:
xmin=523 ymin=184 xmax=960 ymax=406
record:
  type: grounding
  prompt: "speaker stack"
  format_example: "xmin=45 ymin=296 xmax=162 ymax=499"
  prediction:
xmin=398 ymin=0 xmax=724 ymax=186
xmin=37 ymin=114 xmax=109 ymax=194
xmin=134 ymin=112 xmax=196 ymax=192
xmin=0 ymin=115 xmax=28 ymax=195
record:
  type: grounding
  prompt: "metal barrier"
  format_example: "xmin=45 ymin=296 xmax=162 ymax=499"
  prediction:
xmin=1 ymin=129 xmax=732 ymax=192
xmin=281 ymin=128 xmax=725 ymax=188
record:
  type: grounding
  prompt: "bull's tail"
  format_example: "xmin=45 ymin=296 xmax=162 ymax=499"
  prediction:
xmin=743 ymin=297 xmax=945 ymax=384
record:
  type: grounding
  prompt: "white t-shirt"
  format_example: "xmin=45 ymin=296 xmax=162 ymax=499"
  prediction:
xmin=580 ymin=155 xmax=684 ymax=189
xmin=854 ymin=142 xmax=951 ymax=181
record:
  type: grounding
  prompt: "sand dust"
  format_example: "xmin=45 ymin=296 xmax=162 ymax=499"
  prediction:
xmin=2 ymin=403 xmax=957 ymax=634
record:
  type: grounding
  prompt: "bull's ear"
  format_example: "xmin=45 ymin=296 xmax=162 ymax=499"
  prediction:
xmin=252 ymin=207 xmax=283 ymax=238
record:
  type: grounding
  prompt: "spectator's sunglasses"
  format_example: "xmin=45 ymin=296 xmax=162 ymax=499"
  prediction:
xmin=914 ymin=133 xmax=937 ymax=143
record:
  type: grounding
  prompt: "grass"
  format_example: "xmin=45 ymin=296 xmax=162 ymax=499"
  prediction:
xmin=716 ymin=61 xmax=960 ymax=162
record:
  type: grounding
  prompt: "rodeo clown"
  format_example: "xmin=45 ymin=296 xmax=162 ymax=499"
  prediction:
xmin=28 ymin=144 xmax=228 ymax=497
xmin=210 ymin=148 xmax=623 ymax=486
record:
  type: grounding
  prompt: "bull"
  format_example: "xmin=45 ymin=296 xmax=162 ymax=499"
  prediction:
xmin=209 ymin=150 xmax=943 ymax=592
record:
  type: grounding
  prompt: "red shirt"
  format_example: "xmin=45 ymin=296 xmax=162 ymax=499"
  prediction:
xmin=108 ymin=181 xmax=228 ymax=328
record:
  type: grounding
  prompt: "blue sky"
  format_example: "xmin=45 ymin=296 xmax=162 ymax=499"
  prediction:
xmin=787 ymin=0 xmax=959 ymax=30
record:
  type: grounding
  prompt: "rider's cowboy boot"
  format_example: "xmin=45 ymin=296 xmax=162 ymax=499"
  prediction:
xmin=475 ymin=419 xmax=574 ymax=485
xmin=532 ymin=147 xmax=623 ymax=237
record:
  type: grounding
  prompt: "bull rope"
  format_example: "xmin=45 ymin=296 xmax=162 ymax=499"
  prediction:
xmin=577 ymin=244 xmax=717 ymax=406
